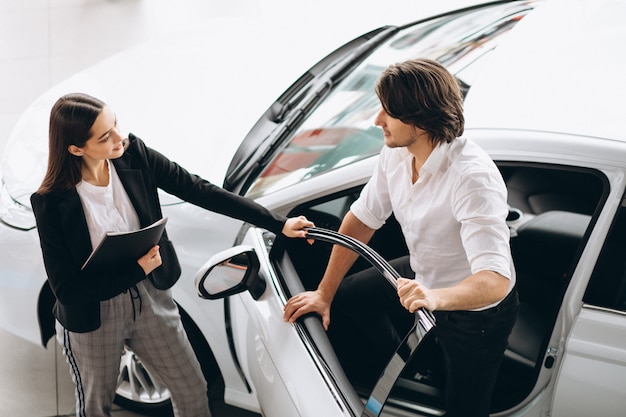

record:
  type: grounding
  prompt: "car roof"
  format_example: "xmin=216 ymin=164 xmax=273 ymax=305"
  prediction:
xmin=464 ymin=0 xmax=626 ymax=142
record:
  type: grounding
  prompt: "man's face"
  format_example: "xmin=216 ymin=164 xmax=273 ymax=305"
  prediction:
xmin=374 ymin=108 xmax=423 ymax=149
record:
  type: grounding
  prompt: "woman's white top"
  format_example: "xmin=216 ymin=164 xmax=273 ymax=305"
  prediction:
xmin=76 ymin=160 xmax=141 ymax=250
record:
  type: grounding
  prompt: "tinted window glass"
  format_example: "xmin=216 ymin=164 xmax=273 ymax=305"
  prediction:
xmin=584 ymin=197 xmax=626 ymax=312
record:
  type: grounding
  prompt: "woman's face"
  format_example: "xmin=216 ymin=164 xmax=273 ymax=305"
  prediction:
xmin=73 ymin=105 xmax=125 ymax=162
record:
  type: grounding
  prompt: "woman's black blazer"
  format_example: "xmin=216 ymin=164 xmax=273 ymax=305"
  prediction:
xmin=31 ymin=134 xmax=286 ymax=337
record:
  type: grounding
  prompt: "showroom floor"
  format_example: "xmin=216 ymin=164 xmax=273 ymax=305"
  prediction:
xmin=0 ymin=324 xmax=258 ymax=417
xmin=0 ymin=1 xmax=479 ymax=416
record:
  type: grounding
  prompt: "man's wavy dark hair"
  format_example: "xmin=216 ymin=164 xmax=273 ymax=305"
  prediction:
xmin=375 ymin=58 xmax=464 ymax=146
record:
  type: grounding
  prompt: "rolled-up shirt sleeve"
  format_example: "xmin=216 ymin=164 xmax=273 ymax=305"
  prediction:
xmin=453 ymin=168 xmax=513 ymax=280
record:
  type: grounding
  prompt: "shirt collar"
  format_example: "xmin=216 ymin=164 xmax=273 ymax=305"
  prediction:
xmin=407 ymin=140 xmax=452 ymax=179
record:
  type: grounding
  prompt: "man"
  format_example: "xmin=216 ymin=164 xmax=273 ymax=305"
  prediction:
xmin=283 ymin=58 xmax=518 ymax=417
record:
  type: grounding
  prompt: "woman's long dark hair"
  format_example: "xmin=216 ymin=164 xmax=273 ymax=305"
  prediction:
xmin=37 ymin=93 xmax=105 ymax=194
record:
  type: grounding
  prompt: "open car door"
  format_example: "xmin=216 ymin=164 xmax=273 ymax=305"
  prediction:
xmin=195 ymin=227 xmax=435 ymax=417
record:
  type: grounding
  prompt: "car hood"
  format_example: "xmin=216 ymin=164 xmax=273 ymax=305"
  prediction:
xmin=464 ymin=0 xmax=626 ymax=142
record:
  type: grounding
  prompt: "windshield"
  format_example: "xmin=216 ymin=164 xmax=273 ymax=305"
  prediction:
xmin=245 ymin=2 xmax=536 ymax=199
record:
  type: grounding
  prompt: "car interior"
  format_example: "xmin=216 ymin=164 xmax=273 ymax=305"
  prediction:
xmin=274 ymin=161 xmax=608 ymax=414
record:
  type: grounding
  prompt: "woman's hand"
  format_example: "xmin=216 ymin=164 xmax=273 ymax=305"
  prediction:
xmin=137 ymin=245 xmax=162 ymax=275
xmin=282 ymin=215 xmax=314 ymax=238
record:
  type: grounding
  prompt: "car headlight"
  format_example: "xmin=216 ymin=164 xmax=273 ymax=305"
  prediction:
xmin=0 ymin=178 xmax=36 ymax=231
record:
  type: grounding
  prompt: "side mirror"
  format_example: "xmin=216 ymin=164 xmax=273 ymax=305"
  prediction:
xmin=194 ymin=245 xmax=265 ymax=300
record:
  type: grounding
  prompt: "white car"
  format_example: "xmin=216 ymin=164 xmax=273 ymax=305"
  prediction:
xmin=2 ymin=0 xmax=626 ymax=416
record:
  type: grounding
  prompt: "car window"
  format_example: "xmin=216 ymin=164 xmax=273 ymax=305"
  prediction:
xmin=245 ymin=2 xmax=536 ymax=199
xmin=584 ymin=195 xmax=626 ymax=312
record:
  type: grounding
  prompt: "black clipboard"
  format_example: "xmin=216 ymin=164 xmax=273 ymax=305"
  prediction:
xmin=81 ymin=217 xmax=168 ymax=273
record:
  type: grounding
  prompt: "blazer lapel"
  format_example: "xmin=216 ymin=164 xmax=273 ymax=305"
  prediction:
xmin=112 ymin=158 xmax=155 ymax=227
xmin=58 ymin=190 xmax=93 ymax=265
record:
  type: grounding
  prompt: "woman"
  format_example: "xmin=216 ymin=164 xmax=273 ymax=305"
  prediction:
xmin=31 ymin=92 xmax=313 ymax=417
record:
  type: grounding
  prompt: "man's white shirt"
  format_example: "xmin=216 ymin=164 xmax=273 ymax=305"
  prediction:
xmin=351 ymin=137 xmax=515 ymax=309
